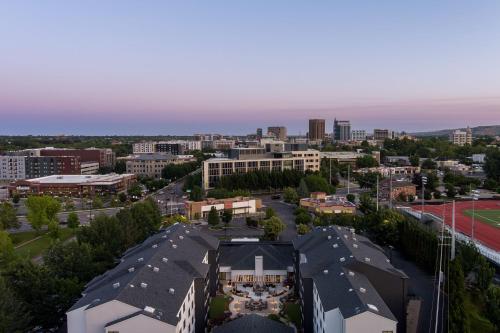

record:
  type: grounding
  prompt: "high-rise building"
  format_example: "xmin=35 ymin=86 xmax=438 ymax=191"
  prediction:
xmin=333 ymin=119 xmax=351 ymax=142
xmin=373 ymin=129 xmax=393 ymax=141
xmin=256 ymin=128 xmax=263 ymax=139
xmin=267 ymin=126 xmax=287 ymax=140
xmin=308 ymin=119 xmax=326 ymax=141
xmin=450 ymin=127 xmax=472 ymax=146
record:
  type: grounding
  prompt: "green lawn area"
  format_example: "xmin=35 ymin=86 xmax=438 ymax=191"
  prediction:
xmin=464 ymin=292 xmax=495 ymax=333
xmin=13 ymin=228 xmax=76 ymax=259
xmin=209 ymin=295 xmax=230 ymax=320
xmin=284 ymin=302 xmax=301 ymax=327
xmin=10 ymin=230 xmax=47 ymax=246
xmin=463 ymin=209 xmax=500 ymax=228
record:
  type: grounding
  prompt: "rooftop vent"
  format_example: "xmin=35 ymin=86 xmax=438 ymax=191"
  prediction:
xmin=162 ymin=257 xmax=168 ymax=263
xmin=349 ymin=271 xmax=355 ymax=276
xmin=144 ymin=306 xmax=155 ymax=313
xmin=367 ymin=304 xmax=379 ymax=312
xmin=153 ymin=267 xmax=159 ymax=273
xmin=340 ymin=272 xmax=344 ymax=276
xmin=179 ymin=235 xmax=184 ymax=240
xmin=162 ymin=235 xmax=167 ymax=238
xmin=185 ymin=230 xmax=190 ymax=234
xmin=350 ymin=228 xmax=355 ymax=234
xmin=386 ymin=259 xmax=390 ymax=263
xmin=353 ymin=244 xmax=358 ymax=248
xmin=172 ymin=244 xmax=177 ymax=249
xmin=169 ymin=239 xmax=173 ymax=243
xmin=147 ymin=264 xmax=152 ymax=268
xmin=364 ymin=257 xmax=371 ymax=262
xmin=169 ymin=288 xmax=175 ymax=294
xmin=166 ymin=230 xmax=171 ymax=234
xmin=322 ymin=228 xmax=327 ymax=232
xmin=128 ymin=267 xmax=135 ymax=273
xmin=332 ymin=243 xmax=338 ymax=248
xmin=323 ymin=269 xmax=328 ymax=275
xmin=337 ymin=226 xmax=341 ymax=230
xmin=348 ymin=288 xmax=353 ymax=292
xmin=353 ymin=237 xmax=357 ymax=241
xmin=360 ymin=287 xmax=366 ymax=293
xmin=130 ymin=284 xmax=135 ymax=288
xmin=137 ymin=257 xmax=144 ymax=262
xmin=140 ymin=282 xmax=148 ymax=289
xmin=340 ymin=257 xmax=346 ymax=262
xmin=343 ymin=234 xmax=348 ymax=239
xmin=152 ymin=244 xmax=158 ymax=248
xmin=113 ymin=282 xmax=120 ymax=289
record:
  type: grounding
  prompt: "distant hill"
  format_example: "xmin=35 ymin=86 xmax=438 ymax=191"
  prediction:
xmin=412 ymin=125 xmax=500 ymax=137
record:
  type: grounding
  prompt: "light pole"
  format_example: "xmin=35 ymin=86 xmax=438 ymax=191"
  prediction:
xmin=376 ymin=174 xmax=379 ymax=212
xmin=421 ymin=175 xmax=427 ymax=221
xmin=471 ymin=190 xmax=480 ymax=241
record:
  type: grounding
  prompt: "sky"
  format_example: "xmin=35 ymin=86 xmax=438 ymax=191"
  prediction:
xmin=1 ymin=1 xmax=500 ymax=135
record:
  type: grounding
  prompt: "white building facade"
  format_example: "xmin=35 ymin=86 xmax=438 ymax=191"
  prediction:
xmin=0 ymin=155 xmax=26 ymax=180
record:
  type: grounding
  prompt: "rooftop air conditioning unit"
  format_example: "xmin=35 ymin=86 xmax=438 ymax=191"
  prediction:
xmin=140 ymin=282 xmax=148 ymax=289
xmin=169 ymin=288 xmax=175 ymax=294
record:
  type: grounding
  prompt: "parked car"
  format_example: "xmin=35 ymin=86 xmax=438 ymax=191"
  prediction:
xmin=271 ymin=194 xmax=281 ymax=200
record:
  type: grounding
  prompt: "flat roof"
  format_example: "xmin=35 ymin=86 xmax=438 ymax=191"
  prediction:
xmin=26 ymin=174 xmax=134 ymax=184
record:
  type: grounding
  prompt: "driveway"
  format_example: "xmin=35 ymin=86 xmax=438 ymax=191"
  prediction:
xmin=260 ymin=195 xmax=297 ymax=241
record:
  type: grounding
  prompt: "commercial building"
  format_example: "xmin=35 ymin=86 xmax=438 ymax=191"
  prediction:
xmin=67 ymin=224 xmax=219 ymax=333
xmin=384 ymin=156 xmax=411 ymax=166
xmin=9 ymin=173 xmax=136 ymax=197
xmin=202 ymin=148 xmax=320 ymax=189
xmin=299 ymin=192 xmax=356 ymax=215
xmin=267 ymin=126 xmax=287 ymax=141
xmin=185 ymin=196 xmax=262 ymax=220
xmin=308 ymin=119 xmax=326 ymax=142
xmin=0 ymin=155 xmax=26 ymax=180
xmin=450 ymin=127 xmax=472 ymax=146
xmin=379 ymin=179 xmax=417 ymax=201
xmin=133 ymin=141 xmax=202 ymax=155
xmin=320 ymin=151 xmax=381 ymax=166
xmin=256 ymin=128 xmax=263 ymax=139
xmin=334 ymin=119 xmax=351 ymax=142
xmin=211 ymin=139 xmax=236 ymax=150
xmin=355 ymin=166 xmax=420 ymax=178
xmin=373 ymin=129 xmax=393 ymax=141
xmin=125 ymin=154 xmax=189 ymax=179
xmin=25 ymin=156 xmax=81 ymax=179
xmin=351 ymin=130 xmax=367 ymax=142
xmin=40 ymin=148 xmax=115 ymax=168
xmin=293 ymin=226 xmax=408 ymax=333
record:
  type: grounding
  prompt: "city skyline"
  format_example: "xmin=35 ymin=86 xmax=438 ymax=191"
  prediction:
xmin=1 ymin=1 xmax=500 ymax=134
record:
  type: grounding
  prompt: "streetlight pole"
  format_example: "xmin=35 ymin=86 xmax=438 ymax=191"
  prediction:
xmin=471 ymin=190 xmax=479 ymax=241
xmin=347 ymin=164 xmax=350 ymax=195
xmin=376 ymin=174 xmax=379 ymax=212
xmin=421 ymin=176 xmax=427 ymax=221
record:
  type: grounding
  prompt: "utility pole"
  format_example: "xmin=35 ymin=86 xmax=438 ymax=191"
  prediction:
xmin=471 ymin=190 xmax=479 ymax=241
xmin=376 ymin=174 xmax=379 ymax=212
xmin=389 ymin=168 xmax=393 ymax=209
xmin=347 ymin=164 xmax=350 ymax=195
xmin=329 ymin=158 xmax=332 ymax=185
xmin=451 ymin=200 xmax=456 ymax=260
xmin=421 ymin=175 xmax=427 ymax=221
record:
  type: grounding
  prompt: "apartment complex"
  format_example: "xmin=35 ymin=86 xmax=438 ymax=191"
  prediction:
xmin=293 ymin=226 xmax=407 ymax=333
xmin=267 ymin=126 xmax=287 ymax=140
xmin=450 ymin=127 xmax=472 ymax=146
xmin=125 ymin=154 xmax=193 ymax=179
xmin=334 ymin=119 xmax=351 ymax=142
xmin=40 ymin=148 xmax=115 ymax=168
xmin=308 ymin=119 xmax=326 ymax=142
xmin=202 ymin=148 xmax=320 ymax=189
xmin=9 ymin=173 xmax=136 ymax=197
xmin=351 ymin=130 xmax=367 ymax=142
xmin=67 ymin=224 xmax=219 ymax=333
xmin=133 ymin=141 xmax=202 ymax=155
xmin=0 ymin=155 xmax=26 ymax=180
xmin=184 ymin=196 xmax=262 ymax=220
xmin=25 ymin=156 xmax=81 ymax=178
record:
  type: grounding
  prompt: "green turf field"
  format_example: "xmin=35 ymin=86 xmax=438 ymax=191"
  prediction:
xmin=463 ymin=209 xmax=500 ymax=228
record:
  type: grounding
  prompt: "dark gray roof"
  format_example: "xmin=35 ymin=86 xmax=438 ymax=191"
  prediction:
xmin=219 ymin=242 xmax=293 ymax=270
xmin=293 ymin=226 xmax=407 ymax=321
xmin=68 ymin=223 xmax=219 ymax=326
xmin=213 ymin=314 xmax=294 ymax=333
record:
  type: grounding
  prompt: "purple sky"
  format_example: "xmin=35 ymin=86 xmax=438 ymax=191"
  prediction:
xmin=1 ymin=1 xmax=500 ymax=135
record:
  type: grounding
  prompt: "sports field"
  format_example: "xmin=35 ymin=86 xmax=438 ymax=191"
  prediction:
xmin=413 ymin=200 xmax=500 ymax=251
xmin=463 ymin=209 xmax=500 ymax=228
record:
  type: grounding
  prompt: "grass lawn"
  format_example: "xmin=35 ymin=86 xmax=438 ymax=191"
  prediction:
xmin=14 ymin=228 xmax=76 ymax=260
xmin=284 ymin=302 xmax=301 ymax=327
xmin=209 ymin=295 xmax=230 ymax=320
xmin=463 ymin=209 xmax=500 ymax=228
xmin=10 ymin=230 xmax=47 ymax=246
xmin=464 ymin=292 xmax=495 ymax=333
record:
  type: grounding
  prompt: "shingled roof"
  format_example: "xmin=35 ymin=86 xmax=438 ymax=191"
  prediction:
xmin=68 ymin=223 xmax=219 ymax=326
xmin=213 ymin=314 xmax=294 ymax=333
xmin=219 ymin=242 xmax=293 ymax=270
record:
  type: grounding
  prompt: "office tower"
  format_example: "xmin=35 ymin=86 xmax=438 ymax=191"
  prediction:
xmin=256 ymin=128 xmax=263 ymax=139
xmin=308 ymin=119 xmax=326 ymax=141
xmin=267 ymin=126 xmax=287 ymax=140
xmin=333 ymin=119 xmax=351 ymax=142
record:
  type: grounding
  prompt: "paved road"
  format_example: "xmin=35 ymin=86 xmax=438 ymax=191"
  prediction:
xmin=260 ymin=195 xmax=297 ymax=241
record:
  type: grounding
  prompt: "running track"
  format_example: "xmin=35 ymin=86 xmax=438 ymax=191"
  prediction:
xmin=413 ymin=200 xmax=500 ymax=252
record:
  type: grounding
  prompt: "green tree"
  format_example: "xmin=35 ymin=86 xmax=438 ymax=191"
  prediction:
xmin=118 ymin=192 xmax=128 ymax=203
xmin=476 ymin=256 xmax=495 ymax=292
xmin=44 ymin=241 xmax=96 ymax=282
xmin=189 ymin=185 xmax=204 ymax=201
xmin=207 ymin=206 xmax=220 ymax=226
xmin=47 ymin=219 xmax=60 ymax=240
xmin=265 ymin=207 xmax=276 ymax=219
xmin=359 ymin=193 xmax=376 ymax=213
xmin=25 ymin=196 xmax=61 ymax=233
xmin=113 ymin=159 xmax=127 ymax=174
xmin=130 ymin=199 xmax=162 ymax=240
xmin=297 ymin=223 xmax=310 ymax=235
xmin=409 ymin=155 xmax=420 ymax=167
xmin=356 ymin=155 xmax=379 ymax=168
xmin=304 ymin=174 xmax=335 ymax=194
xmin=295 ymin=212 xmax=312 ymax=225
xmin=484 ymin=149 xmax=500 ymax=182
xmin=77 ymin=214 xmax=125 ymax=258
xmin=448 ymin=258 xmax=470 ymax=333
xmin=222 ymin=209 xmax=233 ymax=226
xmin=485 ymin=286 xmax=500 ymax=330
xmin=0 ymin=201 xmax=19 ymax=230
xmin=446 ymin=183 xmax=457 ymax=198
xmin=421 ymin=158 xmax=437 ymax=170
xmin=283 ymin=187 xmax=299 ymax=204
xmin=346 ymin=193 xmax=355 ymax=203
xmin=92 ymin=196 xmax=104 ymax=209
xmin=0 ymin=276 xmax=31 ymax=333
xmin=12 ymin=193 xmax=21 ymax=204
xmin=297 ymin=178 xmax=310 ymax=198
xmin=0 ymin=230 xmax=15 ymax=266
xmin=127 ymin=184 xmax=142 ymax=199
xmin=263 ymin=216 xmax=285 ymax=241
xmin=67 ymin=211 xmax=80 ymax=229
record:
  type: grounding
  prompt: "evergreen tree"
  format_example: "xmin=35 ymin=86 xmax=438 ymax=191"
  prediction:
xmin=207 ymin=206 xmax=220 ymax=226
xmin=0 ymin=276 xmax=31 ymax=333
xmin=67 ymin=211 xmax=80 ymax=230
xmin=0 ymin=202 xmax=19 ymax=230
xmin=448 ymin=258 xmax=470 ymax=333
xmin=297 ymin=178 xmax=310 ymax=198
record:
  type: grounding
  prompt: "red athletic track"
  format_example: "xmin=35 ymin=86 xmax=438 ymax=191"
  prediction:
xmin=413 ymin=200 xmax=500 ymax=252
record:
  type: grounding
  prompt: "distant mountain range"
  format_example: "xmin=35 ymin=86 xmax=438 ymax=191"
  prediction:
xmin=412 ymin=125 xmax=500 ymax=137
